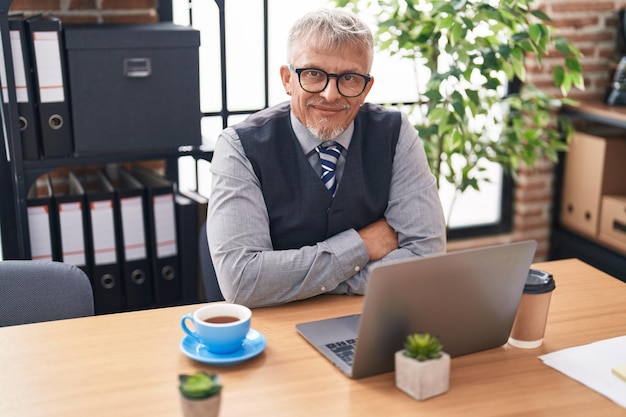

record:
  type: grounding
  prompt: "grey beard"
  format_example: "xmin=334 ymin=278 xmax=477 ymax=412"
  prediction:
xmin=304 ymin=99 xmax=351 ymax=141
xmin=306 ymin=121 xmax=346 ymax=141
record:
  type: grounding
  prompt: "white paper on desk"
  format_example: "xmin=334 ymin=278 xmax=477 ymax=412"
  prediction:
xmin=539 ymin=336 xmax=626 ymax=408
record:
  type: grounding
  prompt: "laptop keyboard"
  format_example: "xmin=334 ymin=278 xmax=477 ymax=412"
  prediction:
xmin=325 ymin=338 xmax=357 ymax=366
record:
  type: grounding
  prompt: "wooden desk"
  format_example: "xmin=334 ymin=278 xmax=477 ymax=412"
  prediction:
xmin=1 ymin=259 xmax=625 ymax=417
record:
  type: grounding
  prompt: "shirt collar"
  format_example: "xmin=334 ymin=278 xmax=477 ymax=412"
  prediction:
xmin=290 ymin=111 xmax=353 ymax=156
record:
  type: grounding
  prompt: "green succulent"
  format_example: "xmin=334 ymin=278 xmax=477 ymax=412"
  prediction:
xmin=403 ymin=333 xmax=443 ymax=362
xmin=179 ymin=371 xmax=222 ymax=399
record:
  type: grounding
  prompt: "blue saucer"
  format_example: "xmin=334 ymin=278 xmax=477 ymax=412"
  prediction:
xmin=180 ymin=329 xmax=266 ymax=365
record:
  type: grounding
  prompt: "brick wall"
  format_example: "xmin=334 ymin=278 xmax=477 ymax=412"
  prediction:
xmin=9 ymin=0 xmax=159 ymax=24
xmin=531 ymin=0 xmax=626 ymax=100
xmin=9 ymin=0 xmax=622 ymax=261
xmin=529 ymin=0 xmax=626 ymax=101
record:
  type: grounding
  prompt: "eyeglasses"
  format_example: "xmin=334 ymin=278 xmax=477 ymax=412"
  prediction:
xmin=289 ymin=64 xmax=371 ymax=98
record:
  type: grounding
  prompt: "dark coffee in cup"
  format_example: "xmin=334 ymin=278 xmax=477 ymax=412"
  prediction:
xmin=204 ymin=316 xmax=239 ymax=324
xmin=181 ymin=303 xmax=252 ymax=354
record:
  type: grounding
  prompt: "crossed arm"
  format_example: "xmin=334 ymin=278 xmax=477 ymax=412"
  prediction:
xmin=207 ymin=116 xmax=446 ymax=308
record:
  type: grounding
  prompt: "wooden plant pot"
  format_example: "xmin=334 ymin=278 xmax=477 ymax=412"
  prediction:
xmin=180 ymin=393 xmax=221 ymax=417
xmin=395 ymin=350 xmax=450 ymax=401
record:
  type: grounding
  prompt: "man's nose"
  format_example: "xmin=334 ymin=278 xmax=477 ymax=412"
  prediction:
xmin=319 ymin=77 xmax=342 ymax=101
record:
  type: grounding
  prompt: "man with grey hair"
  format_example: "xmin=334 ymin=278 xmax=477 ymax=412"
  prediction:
xmin=207 ymin=8 xmax=446 ymax=308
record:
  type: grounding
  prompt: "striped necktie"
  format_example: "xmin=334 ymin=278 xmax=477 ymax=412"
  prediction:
xmin=318 ymin=142 xmax=343 ymax=197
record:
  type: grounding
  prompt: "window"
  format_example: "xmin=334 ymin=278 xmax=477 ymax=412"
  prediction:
xmin=166 ymin=0 xmax=512 ymax=237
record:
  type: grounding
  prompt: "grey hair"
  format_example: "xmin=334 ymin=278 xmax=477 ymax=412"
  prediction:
xmin=287 ymin=8 xmax=374 ymax=71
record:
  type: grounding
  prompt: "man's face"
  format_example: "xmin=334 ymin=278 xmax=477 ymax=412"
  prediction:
xmin=280 ymin=43 xmax=374 ymax=141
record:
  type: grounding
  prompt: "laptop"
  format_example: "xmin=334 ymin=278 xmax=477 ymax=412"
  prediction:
xmin=296 ymin=240 xmax=537 ymax=379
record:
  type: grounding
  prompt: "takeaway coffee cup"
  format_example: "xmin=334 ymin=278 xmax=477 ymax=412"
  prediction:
xmin=508 ymin=269 xmax=556 ymax=349
xmin=181 ymin=303 xmax=251 ymax=354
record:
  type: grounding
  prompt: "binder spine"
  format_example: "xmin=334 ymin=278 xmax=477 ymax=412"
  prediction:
xmin=26 ymin=204 xmax=53 ymax=260
xmin=51 ymin=171 xmax=88 ymax=270
xmin=176 ymin=191 xmax=205 ymax=303
xmin=25 ymin=174 xmax=57 ymax=261
xmin=119 ymin=194 xmax=152 ymax=307
xmin=0 ymin=16 xmax=41 ymax=159
xmin=57 ymin=199 xmax=86 ymax=266
xmin=26 ymin=15 xmax=73 ymax=158
xmin=131 ymin=166 xmax=181 ymax=306
xmin=111 ymin=168 xmax=153 ymax=310
xmin=83 ymin=171 xmax=126 ymax=314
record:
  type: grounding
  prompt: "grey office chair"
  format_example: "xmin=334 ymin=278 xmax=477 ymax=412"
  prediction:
xmin=199 ymin=222 xmax=224 ymax=302
xmin=0 ymin=260 xmax=95 ymax=327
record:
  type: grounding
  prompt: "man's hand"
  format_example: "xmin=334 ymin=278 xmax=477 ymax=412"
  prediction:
xmin=357 ymin=218 xmax=398 ymax=261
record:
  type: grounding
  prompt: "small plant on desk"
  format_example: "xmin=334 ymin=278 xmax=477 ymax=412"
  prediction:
xmin=179 ymin=371 xmax=222 ymax=417
xmin=404 ymin=333 xmax=444 ymax=361
xmin=395 ymin=333 xmax=450 ymax=401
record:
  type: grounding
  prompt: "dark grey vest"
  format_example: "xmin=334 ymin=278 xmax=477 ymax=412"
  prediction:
xmin=236 ymin=102 xmax=401 ymax=250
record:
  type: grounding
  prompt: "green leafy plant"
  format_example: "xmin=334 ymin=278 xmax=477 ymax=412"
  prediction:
xmin=179 ymin=371 xmax=222 ymax=399
xmin=403 ymin=333 xmax=444 ymax=361
xmin=333 ymin=0 xmax=584 ymax=218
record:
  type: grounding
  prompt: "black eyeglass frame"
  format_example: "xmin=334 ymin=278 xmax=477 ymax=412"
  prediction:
xmin=289 ymin=64 xmax=372 ymax=98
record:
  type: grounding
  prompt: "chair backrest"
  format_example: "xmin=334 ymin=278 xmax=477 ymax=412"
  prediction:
xmin=0 ymin=260 xmax=95 ymax=327
xmin=199 ymin=222 xmax=224 ymax=302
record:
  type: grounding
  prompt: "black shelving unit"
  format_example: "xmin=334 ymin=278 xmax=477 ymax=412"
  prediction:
xmin=0 ymin=0 xmax=28 ymax=259
xmin=549 ymin=103 xmax=626 ymax=283
xmin=0 ymin=2 xmax=211 ymax=261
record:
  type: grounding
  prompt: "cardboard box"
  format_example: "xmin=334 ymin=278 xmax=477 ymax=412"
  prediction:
xmin=560 ymin=131 xmax=626 ymax=238
xmin=64 ymin=23 xmax=201 ymax=155
xmin=598 ymin=195 xmax=626 ymax=255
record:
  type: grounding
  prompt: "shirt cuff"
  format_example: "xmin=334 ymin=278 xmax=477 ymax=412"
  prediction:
xmin=325 ymin=228 xmax=370 ymax=279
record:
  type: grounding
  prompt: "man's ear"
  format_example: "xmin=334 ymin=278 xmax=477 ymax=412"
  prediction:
xmin=280 ymin=65 xmax=292 ymax=95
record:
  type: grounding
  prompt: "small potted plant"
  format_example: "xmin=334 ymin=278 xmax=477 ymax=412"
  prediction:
xmin=395 ymin=333 xmax=450 ymax=401
xmin=179 ymin=371 xmax=222 ymax=417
